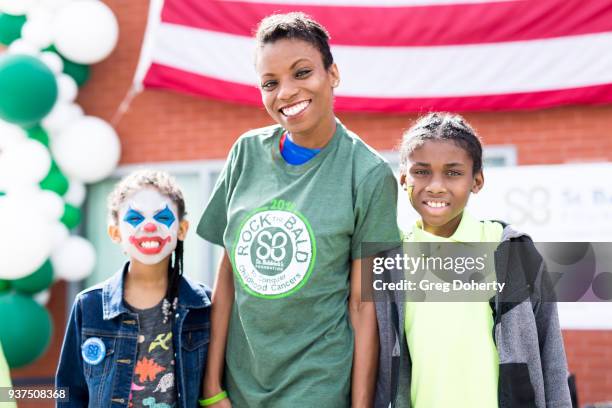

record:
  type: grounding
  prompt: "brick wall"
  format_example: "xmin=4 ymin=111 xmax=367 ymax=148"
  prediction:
xmin=564 ymin=331 xmax=612 ymax=405
xmin=7 ymin=0 xmax=612 ymax=406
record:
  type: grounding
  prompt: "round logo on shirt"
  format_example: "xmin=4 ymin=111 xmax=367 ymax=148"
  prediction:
xmin=233 ymin=201 xmax=315 ymax=298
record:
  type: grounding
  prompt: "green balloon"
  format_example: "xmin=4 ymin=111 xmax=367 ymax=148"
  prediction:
xmin=61 ymin=203 xmax=81 ymax=229
xmin=0 ymin=292 xmax=52 ymax=368
xmin=43 ymin=45 xmax=90 ymax=86
xmin=0 ymin=54 xmax=58 ymax=126
xmin=62 ymin=58 xmax=90 ymax=87
xmin=11 ymin=260 xmax=53 ymax=294
xmin=0 ymin=14 xmax=26 ymax=46
xmin=0 ymin=280 xmax=9 ymax=292
xmin=40 ymin=161 xmax=69 ymax=195
xmin=27 ymin=125 xmax=50 ymax=147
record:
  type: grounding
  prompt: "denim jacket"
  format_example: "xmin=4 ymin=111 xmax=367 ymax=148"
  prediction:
xmin=56 ymin=264 xmax=211 ymax=408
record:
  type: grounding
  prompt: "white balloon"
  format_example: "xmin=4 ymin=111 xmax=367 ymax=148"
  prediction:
xmin=0 ymin=196 xmax=54 ymax=279
xmin=52 ymin=235 xmax=96 ymax=281
xmin=7 ymin=39 xmax=39 ymax=56
xmin=0 ymin=0 xmax=36 ymax=16
xmin=42 ymin=102 xmax=83 ymax=134
xmin=1 ymin=187 xmax=63 ymax=221
xmin=29 ymin=0 xmax=73 ymax=14
xmin=21 ymin=17 xmax=53 ymax=49
xmin=0 ymin=139 xmax=51 ymax=191
xmin=63 ymin=178 xmax=86 ymax=207
xmin=25 ymin=5 xmax=52 ymax=21
xmin=37 ymin=189 xmax=65 ymax=221
xmin=53 ymin=0 xmax=119 ymax=64
xmin=51 ymin=221 xmax=69 ymax=250
xmin=57 ymin=73 xmax=78 ymax=102
xmin=39 ymin=51 xmax=64 ymax=74
xmin=33 ymin=289 xmax=51 ymax=306
xmin=52 ymin=116 xmax=121 ymax=183
xmin=0 ymin=120 xmax=27 ymax=148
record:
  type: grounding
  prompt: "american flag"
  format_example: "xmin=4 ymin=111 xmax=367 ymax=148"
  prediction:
xmin=135 ymin=0 xmax=612 ymax=112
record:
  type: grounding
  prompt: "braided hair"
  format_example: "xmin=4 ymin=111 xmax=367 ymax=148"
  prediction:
xmin=399 ymin=112 xmax=483 ymax=176
xmin=164 ymin=239 xmax=184 ymax=321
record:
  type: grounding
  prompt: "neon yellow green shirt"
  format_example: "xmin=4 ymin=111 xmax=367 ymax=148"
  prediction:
xmin=405 ymin=211 xmax=503 ymax=408
xmin=0 ymin=342 xmax=17 ymax=408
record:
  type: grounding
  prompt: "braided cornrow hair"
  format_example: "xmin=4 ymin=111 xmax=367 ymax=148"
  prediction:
xmin=164 ymin=239 xmax=184 ymax=321
xmin=399 ymin=112 xmax=483 ymax=176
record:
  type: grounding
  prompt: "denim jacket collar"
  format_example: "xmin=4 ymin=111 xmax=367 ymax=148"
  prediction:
xmin=102 ymin=262 xmax=211 ymax=320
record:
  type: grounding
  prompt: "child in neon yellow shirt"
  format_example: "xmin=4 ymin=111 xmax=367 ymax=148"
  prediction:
xmin=375 ymin=113 xmax=571 ymax=408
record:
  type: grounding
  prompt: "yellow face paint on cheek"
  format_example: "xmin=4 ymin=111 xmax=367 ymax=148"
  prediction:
xmin=406 ymin=185 xmax=414 ymax=206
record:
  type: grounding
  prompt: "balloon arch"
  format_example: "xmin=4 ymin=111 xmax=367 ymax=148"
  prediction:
xmin=0 ymin=0 xmax=120 ymax=368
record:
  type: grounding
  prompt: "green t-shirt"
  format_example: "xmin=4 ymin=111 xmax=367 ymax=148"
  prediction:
xmin=405 ymin=211 xmax=503 ymax=408
xmin=198 ymin=120 xmax=400 ymax=407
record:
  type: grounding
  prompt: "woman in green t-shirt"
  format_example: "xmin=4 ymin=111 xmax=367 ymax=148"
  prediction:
xmin=197 ymin=12 xmax=400 ymax=408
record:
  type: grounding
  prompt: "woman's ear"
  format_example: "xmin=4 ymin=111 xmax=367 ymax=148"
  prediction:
xmin=471 ymin=170 xmax=484 ymax=193
xmin=178 ymin=219 xmax=190 ymax=241
xmin=108 ymin=224 xmax=121 ymax=243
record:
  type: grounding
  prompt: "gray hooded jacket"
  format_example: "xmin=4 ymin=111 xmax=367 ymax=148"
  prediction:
xmin=375 ymin=224 xmax=572 ymax=408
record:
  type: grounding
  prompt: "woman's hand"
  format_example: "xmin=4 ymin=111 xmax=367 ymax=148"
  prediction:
xmin=206 ymin=398 xmax=232 ymax=408
xmin=200 ymin=388 xmax=232 ymax=408
xmin=349 ymin=257 xmax=379 ymax=408
xmin=201 ymin=252 xmax=234 ymax=408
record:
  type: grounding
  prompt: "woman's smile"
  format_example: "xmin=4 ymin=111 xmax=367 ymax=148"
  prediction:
xmin=279 ymin=99 xmax=311 ymax=118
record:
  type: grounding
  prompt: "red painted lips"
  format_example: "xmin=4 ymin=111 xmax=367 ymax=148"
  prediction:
xmin=128 ymin=236 xmax=171 ymax=255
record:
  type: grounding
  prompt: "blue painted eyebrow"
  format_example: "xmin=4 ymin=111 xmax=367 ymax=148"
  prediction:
xmin=123 ymin=208 xmax=145 ymax=227
xmin=153 ymin=206 xmax=176 ymax=228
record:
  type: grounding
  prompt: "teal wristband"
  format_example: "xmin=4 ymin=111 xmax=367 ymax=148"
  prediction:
xmin=199 ymin=391 xmax=228 ymax=406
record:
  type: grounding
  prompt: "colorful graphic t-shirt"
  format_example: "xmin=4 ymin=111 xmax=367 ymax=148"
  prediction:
xmin=127 ymin=301 xmax=176 ymax=408
xmin=197 ymin=120 xmax=401 ymax=407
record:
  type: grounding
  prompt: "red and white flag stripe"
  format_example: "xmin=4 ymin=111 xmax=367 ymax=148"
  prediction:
xmin=136 ymin=0 xmax=612 ymax=112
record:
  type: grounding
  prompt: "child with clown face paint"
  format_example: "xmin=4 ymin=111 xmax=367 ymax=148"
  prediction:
xmin=56 ymin=170 xmax=212 ymax=408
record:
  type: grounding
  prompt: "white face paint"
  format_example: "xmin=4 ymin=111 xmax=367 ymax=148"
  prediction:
xmin=117 ymin=189 xmax=180 ymax=265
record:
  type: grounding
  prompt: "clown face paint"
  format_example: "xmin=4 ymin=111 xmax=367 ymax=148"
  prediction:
xmin=117 ymin=189 xmax=179 ymax=265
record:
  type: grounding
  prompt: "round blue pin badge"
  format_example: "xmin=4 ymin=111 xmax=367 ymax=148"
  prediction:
xmin=81 ymin=337 xmax=106 ymax=365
